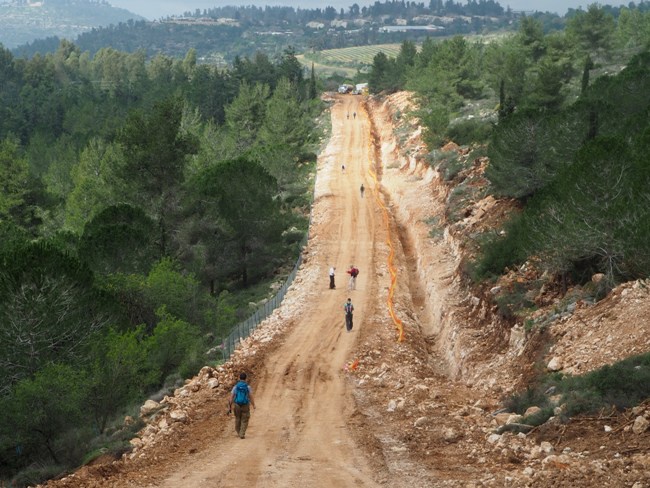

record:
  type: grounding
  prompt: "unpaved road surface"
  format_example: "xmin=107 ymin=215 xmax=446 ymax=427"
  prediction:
xmin=154 ymin=96 xmax=380 ymax=488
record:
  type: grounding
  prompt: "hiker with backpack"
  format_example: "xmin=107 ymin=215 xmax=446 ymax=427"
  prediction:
xmin=347 ymin=265 xmax=359 ymax=290
xmin=344 ymin=298 xmax=354 ymax=332
xmin=228 ymin=372 xmax=256 ymax=439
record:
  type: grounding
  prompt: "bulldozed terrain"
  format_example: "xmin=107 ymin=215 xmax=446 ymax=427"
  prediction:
xmin=39 ymin=93 xmax=650 ymax=488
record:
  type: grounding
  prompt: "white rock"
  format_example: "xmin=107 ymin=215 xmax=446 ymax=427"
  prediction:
xmin=523 ymin=467 xmax=534 ymax=476
xmin=487 ymin=433 xmax=501 ymax=444
xmin=633 ymin=416 xmax=649 ymax=435
xmin=524 ymin=406 xmax=542 ymax=417
xmin=129 ymin=437 xmax=143 ymax=448
xmin=208 ymin=378 xmax=220 ymax=389
xmin=540 ymin=441 xmax=554 ymax=454
xmin=140 ymin=399 xmax=160 ymax=417
xmin=506 ymin=414 xmax=523 ymax=425
xmin=414 ymin=416 xmax=428 ymax=428
xmin=170 ymin=410 xmax=188 ymax=422
xmin=444 ymin=428 xmax=459 ymax=441
xmin=387 ymin=400 xmax=397 ymax=412
xmin=604 ymin=425 xmax=613 ymax=433
xmin=547 ymin=357 xmax=562 ymax=371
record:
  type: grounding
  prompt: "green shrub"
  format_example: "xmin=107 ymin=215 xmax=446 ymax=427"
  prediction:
xmin=445 ymin=184 xmax=472 ymax=223
xmin=505 ymin=352 xmax=650 ymax=425
xmin=505 ymin=386 xmax=548 ymax=415
xmin=144 ymin=309 xmax=203 ymax=385
xmin=494 ymin=284 xmax=535 ymax=320
xmin=446 ymin=118 xmax=492 ymax=145
xmin=471 ymin=216 xmax=529 ymax=281
xmin=522 ymin=406 xmax=555 ymax=427
xmin=429 ymin=150 xmax=464 ymax=181
xmin=10 ymin=463 xmax=64 ymax=488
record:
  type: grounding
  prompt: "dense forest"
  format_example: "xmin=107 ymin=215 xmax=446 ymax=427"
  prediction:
xmin=0 ymin=40 xmax=320 ymax=485
xmin=368 ymin=3 xmax=650 ymax=306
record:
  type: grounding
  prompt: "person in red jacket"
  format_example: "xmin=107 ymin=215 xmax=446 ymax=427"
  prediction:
xmin=347 ymin=265 xmax=359 ymax=290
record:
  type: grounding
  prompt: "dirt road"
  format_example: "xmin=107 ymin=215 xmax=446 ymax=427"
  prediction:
xmin=147 ymin=96 xmax=382 ymax=487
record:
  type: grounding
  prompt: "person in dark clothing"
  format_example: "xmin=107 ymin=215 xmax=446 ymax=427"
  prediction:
xmin=360 ymin=184 xmax=365 ymax=198
xmin=344 ymin=298 xmax=354 ymax=332
xmin=329 ymin=266 xmax=336 ymax=289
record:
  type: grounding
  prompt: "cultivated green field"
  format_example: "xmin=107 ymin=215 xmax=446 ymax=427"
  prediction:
xmin=299 ymin=34 xmax=511 ymax=78
xmin=304 ymin=44 xmax=403 ymax=69
xmin=299 ymin=44 xmax=406 ymax=78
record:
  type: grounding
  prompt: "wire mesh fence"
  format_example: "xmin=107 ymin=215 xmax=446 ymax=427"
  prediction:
xmin=219 ymin=158 xmax=320 ymax=361
xmin=220 ymin=237 xmax=306 ymax=361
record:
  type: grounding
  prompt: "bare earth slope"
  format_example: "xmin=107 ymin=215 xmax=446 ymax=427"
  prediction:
xmin=40 ymin=93 xmax=650 ymax=488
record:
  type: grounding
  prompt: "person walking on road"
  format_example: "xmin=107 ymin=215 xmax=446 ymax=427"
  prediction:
xmin=329 ymin=266 xmax=336 ymax=289
xmin=347 ymin=265 xmax=359 ymax=290
xmin=344 ymin=298 xmax=354 ymax=332
xmin=353 ymin=111 xmax=357 ymax=119
xmin=228 ymin=372 xmax=256 ymax=439
xmin=360 ymin=184 xmax=365 ymax=198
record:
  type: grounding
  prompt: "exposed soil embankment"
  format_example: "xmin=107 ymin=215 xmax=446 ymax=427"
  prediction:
xmin=356 ymin=91 xmax=650 ymax=487
xmin=365 ymin=94 xmax=515 ymax=389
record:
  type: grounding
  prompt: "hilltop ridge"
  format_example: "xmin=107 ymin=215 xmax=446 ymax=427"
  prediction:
xmin=0 ymin=0 xmax=142 ymax=49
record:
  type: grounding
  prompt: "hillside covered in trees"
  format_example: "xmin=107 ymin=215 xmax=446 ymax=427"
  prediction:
xmin=11 ymin=0 xmax=574 ymax=63
xmin=0 ymin=40 xmax=320 ymax=485
xmin=0 ymin=0 xmax=143 ymax=49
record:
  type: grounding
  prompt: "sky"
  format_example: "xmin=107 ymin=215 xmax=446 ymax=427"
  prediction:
xmin=108 ymin=1 xmax=604 ymax=20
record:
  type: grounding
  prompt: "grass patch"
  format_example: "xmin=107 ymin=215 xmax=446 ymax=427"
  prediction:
xmin=494 ymin=283 xmax=536 ymax=320
xmin=424 ymin=215 xmax=444 ymax=239
xmin=446 ymin=118 xmax=492 ymax=145
xmin=505 ymin=352 xmax=650 ymax=425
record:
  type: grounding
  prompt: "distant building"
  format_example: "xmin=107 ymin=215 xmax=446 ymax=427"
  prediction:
xmin=306 ymin=21 xmax=325 ymax=29
xmin=379 ymin=25 xmax=444 ymax=33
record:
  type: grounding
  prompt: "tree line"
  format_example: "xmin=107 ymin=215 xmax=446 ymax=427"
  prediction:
xmin=368 ymin=3 xmax=650 ymax=299
xmin=0 ymin=40 xmax=319 ymax=485
xmin=13 ymin=0 xmax=520 ymax=62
